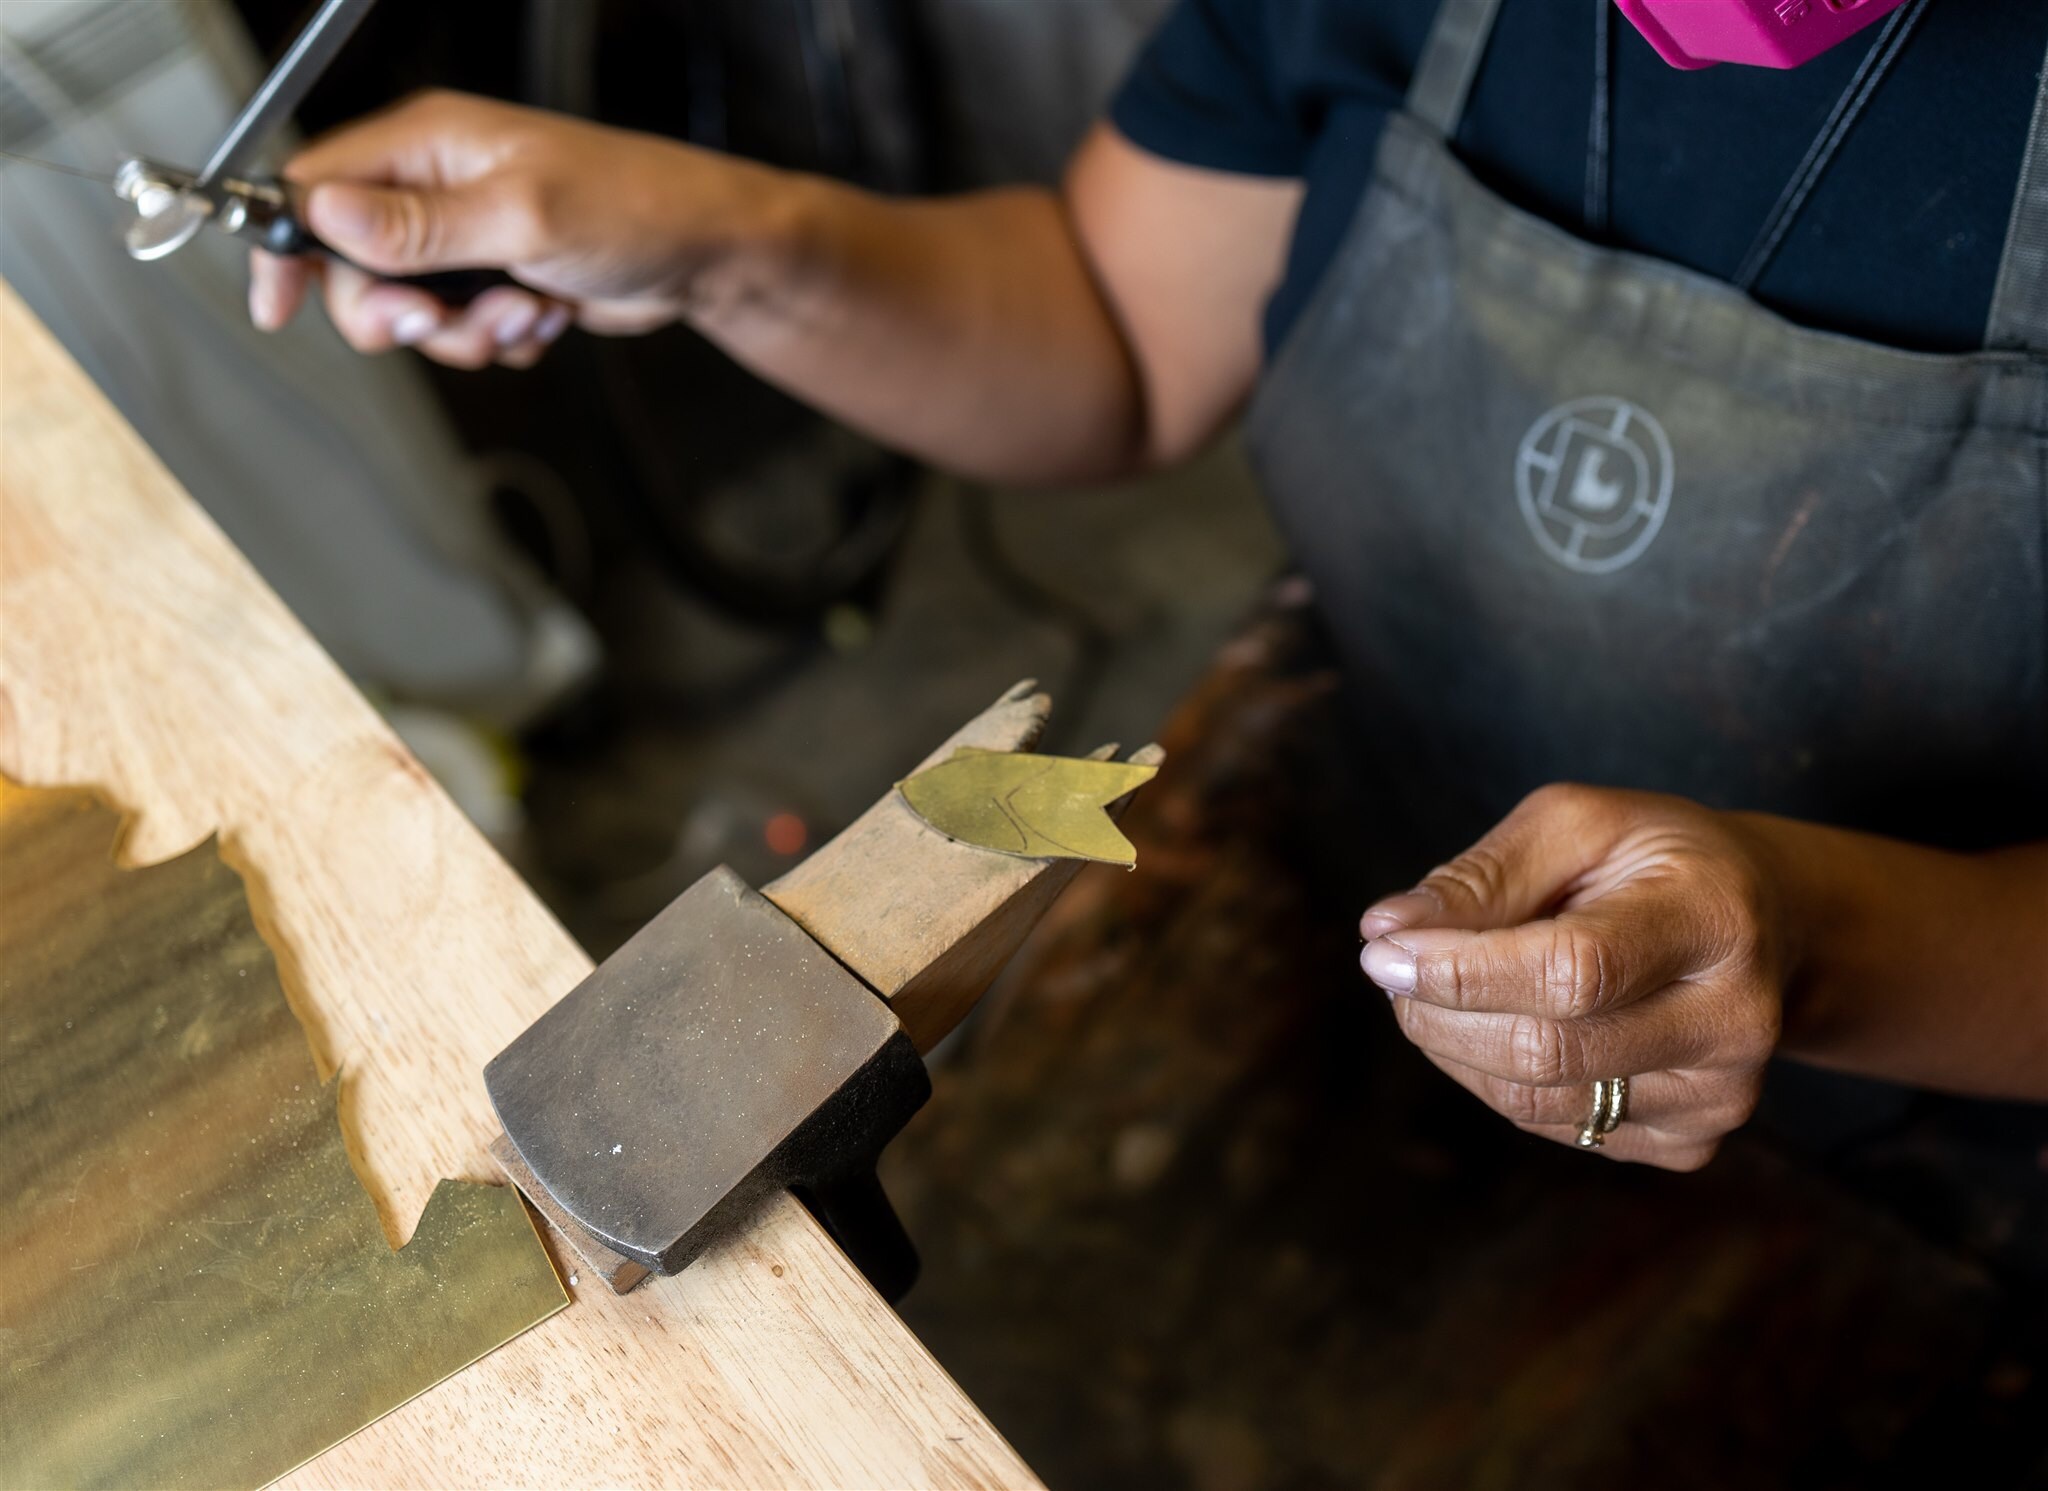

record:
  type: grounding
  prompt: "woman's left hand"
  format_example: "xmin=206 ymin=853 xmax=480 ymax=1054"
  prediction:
xmin=1359 ymin=784 xmax=1792 ymax=1169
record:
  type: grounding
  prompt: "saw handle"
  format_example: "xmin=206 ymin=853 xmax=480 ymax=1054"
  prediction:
xmin=237 ymin=183 xmax=521 ymax=309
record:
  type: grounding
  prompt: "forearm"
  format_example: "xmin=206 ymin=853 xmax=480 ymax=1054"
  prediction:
xmin=272 ymin=98 xmax=1278 ymax=477
xmin=685 ymin=171 xmax=1151 ymax=486
xmin=1741 ymin=814 xmax=2048 ymax=1099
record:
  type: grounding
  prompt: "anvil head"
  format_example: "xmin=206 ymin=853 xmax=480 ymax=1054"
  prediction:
xmin=484 ymin=867 xmax=929 ymax=1290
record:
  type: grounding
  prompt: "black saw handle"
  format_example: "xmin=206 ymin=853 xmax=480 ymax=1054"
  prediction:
xmin=235 ymin=180 xmax=521 ymax=308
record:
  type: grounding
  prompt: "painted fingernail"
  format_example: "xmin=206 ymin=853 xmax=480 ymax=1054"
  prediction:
xmin=494 ymin=301 xmax=539 ymax=347
xmin=533 ymin=305 xmax=573 ymax=343
xmin=393 ymin=308 xmax=440 ymax=346
xmin=1360 ymin=889 xmax=1439 ymax=940
xmin=1360 ymin=938 xmax=1417 ymax=995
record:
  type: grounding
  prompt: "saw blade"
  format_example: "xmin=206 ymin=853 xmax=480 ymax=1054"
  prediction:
xmin=0 ymin=148 xmax=114 ymax=184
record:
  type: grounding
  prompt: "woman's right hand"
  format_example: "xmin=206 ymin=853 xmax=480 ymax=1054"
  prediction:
xmin=250 ymin=99 xmax=1299 ymax=486
xmin=250 ymin=90 xmax=787 ymax=369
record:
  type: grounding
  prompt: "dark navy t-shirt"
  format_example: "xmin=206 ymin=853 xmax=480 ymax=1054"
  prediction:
xmin=1110 ymin=0 xmax=2048 ymax=356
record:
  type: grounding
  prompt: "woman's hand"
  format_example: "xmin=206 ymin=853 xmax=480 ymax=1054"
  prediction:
xmin=250 ymin=90 xmax=795 ymax=368
xmin=1359 ymin=785 xmax=1791 ymax=1170
xmin=244 ymin=103 xmax=1299 ymax=486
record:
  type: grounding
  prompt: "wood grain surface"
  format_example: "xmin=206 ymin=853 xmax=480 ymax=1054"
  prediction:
xmin=0 ymin=280 xmax=1038 ymax=1489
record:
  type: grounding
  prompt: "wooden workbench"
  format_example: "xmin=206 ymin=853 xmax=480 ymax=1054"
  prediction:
xmin=0 ymin=281 xmax=1037 ymax=1489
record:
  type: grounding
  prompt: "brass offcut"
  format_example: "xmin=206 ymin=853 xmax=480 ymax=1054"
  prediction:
xmin=0 ymin=778 xmax=566 ymax=1488
xmin=898 ymin=749 xmax=1158 ymax=868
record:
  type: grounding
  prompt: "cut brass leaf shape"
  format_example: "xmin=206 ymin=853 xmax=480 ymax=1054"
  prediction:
xmin=0 ymin=777 xmax=567 ymax=1489
xmin=898 ymin=748 xmax=1157 ymax=867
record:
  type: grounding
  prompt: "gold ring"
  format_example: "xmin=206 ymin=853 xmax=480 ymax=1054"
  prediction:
xmin=1576 ymin=1076 xmax=1630 ymax=1149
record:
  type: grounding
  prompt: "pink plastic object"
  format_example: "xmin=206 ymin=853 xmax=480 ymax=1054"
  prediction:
xmin=1614 ymin=0 xmax=1908 ymax=70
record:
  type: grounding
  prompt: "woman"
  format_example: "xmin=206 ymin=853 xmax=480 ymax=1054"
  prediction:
xmin=256 ymin=0 xmax=2048 ymax=1165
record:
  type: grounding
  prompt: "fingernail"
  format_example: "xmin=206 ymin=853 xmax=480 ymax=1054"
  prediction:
xmin=1360 ymin=938 xmax=1417 ymax=995
xmin=393 ymin=309 xmax=440 ymax=346
xmin=308 ymin=183 xmax=380 ymax=248
xmin=248 ymin=280 xmax=275 ymax=332
xmin=494 ymin=301 xmax=539 ymax=347
xmin=533 ymin=305 xmax=573 ymax=343
xmin=1360 ymin=889 xmax=1439 ymax=940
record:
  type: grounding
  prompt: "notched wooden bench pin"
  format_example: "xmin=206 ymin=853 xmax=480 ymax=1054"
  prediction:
xmin=486 ymin=682 xmax=1162 ymax=1298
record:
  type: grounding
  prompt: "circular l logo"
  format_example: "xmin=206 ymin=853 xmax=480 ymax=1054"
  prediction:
xmin=1515 ymin=397 xmax=1673 ymax=574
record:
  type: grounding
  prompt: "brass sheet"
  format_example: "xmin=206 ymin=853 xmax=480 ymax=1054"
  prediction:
xmin=898 ymin=749 xmax=1158 ymax=867
xmin=0 ymin=778 xmax=567 ymax=1488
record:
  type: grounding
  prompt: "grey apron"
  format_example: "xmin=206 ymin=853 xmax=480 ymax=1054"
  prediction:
xmin=1246 ymin=0 xmax=2048 ymax=862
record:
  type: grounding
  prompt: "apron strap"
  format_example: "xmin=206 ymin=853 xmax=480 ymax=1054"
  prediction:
xmin=1585 ymin=0 xmax=1616 ymax=237
xmin=1733 ymin=0 xmax=1931 ymax=293
xmin=1985 ymin=48 xmax=2048 ymax=354
xmin=1408 ymin=0 xmax=1507 ymax=139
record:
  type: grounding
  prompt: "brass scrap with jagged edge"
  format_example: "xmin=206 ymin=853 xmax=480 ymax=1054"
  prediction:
xmin=0 ymin=777 xmax=566 ymax=1489
xmin=898 ymin=748 xmax=1159 ymax=867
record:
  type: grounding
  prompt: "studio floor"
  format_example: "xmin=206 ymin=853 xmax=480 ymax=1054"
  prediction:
xmin=509 ymin=435 xmax=1286 ymax=965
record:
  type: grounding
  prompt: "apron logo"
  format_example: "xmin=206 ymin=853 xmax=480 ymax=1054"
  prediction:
xmin=1515 ymin=397 xmax=1674 ymax=574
